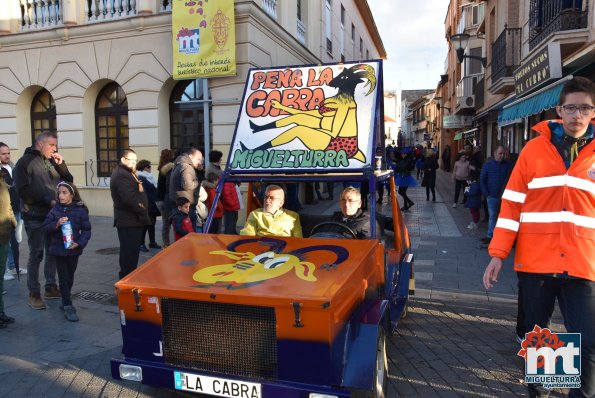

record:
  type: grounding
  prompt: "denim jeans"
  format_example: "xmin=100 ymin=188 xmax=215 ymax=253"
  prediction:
xmin=518 ymin=273 xmax=594 ymax=398
xmin=486 ymin=196 xmax=500 ymax=239
xmin=24 ymin=218 xmax=57 ymax=293
xmin=6 ymin=212 xmax=20 ymax=271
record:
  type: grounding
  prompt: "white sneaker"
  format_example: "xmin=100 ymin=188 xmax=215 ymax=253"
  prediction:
xmin=452 ymin=203 xmax=457 ymax=208
xmin=4 ymin=272 xmax=14 ymax=281
xmin=466 ymin=222 xmax=473 ymax=229
xmin=10 ymin=268 xmax=27 ymax=275
xmin=469 ymin=223 xmax=478 ymax=230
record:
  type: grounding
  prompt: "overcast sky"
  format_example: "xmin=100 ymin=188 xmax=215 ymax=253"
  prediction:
xmin=367 ymin=0 xmax=449 ymax=92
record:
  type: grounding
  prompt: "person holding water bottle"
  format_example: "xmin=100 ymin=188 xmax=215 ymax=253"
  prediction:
xmin=43 ymin=181 xmax=91 ymax=322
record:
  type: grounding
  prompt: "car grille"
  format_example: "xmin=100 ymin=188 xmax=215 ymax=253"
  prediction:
xmin=161 ymin=298 xmax=278 ymax=379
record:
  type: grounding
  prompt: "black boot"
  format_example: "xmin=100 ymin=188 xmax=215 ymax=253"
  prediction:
xmin=250 ymin=120 xmax=277 ymax=133
xmin=0 ymin=312 xmax=14 ymax=324
xmin=408 ymin=199 xmax=415 ymax=208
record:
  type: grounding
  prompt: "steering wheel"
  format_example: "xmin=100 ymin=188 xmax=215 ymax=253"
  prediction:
xmin=310 ymin=222 xmax=357 ymax=240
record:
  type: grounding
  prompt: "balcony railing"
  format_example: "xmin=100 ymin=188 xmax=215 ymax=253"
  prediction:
xmin=261 ymin=0 xmax=277 ymax=19
xmin=19 ymin=0 xmax=63 ymax=31
xmin=86 ymin=0 xmax=137 ymax=22
xmin=456 ymin=73 xmax=483 ymax=109
xmin=529 ymin=0 xmax=589 ymax=49
xmin=491 ymin=27 xmax=521 ymax=82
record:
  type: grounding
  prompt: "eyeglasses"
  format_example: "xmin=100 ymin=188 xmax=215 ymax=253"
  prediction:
xmin=560 ymin=104 xmax=595 ymax=116
xmin=124 ymin=157 xmax=137 ymax=163
xmin=264 ymin=195 xmax=282 ymax=201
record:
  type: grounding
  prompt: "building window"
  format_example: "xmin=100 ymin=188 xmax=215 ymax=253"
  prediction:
xmin=95 ymin=83 xmax=128 ymax=177
xmin=340 ymin=5 xmax=345 ymax=25
xmin=325 ymin=0 xmax=332 ymax=55
xmin=170 ymin=79 xmax=212 ymax=153
xmin=30 ymin=89 xmax=57 ymax=143
xmin=297 ymin=0 xmax=302 ymax=21
xmin=359 ymin=38 xmax=363 ymax=59
xmin=468 ymin=47 xmax=483 ymax=74
xmin=351 ymin=23 xmax=355 ymax=42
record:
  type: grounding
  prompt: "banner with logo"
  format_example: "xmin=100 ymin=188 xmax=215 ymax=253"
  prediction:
xmin=172 ymin=0 xmax=236 ymax=79
xmin=228 ymin=61 xmax=382 ymax=173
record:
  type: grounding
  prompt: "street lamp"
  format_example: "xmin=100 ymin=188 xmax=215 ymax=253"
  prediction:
xmin=450 ymin=33 xmax=487 ymax=67
xmin=434 ymin=96 xmax=451 ymax=112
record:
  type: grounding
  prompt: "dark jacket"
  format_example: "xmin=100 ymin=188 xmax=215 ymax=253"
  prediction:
xmin=110 ymin=164 xmax=151 ymax=228
xmin=157 ymin=162 xmax=174 ymax=202
xmin=423 ymin=157 xmax=439 ymax=187
xmin=169 ymin=154 xmax=199 ymax=204
xmin=14 ymin=146 xmax=73 ymax=221
xmin=464 ymin=181 xmax=482 ymax=209
xmin=480 ymin=159 xmax=512 ymax=198
xmin=138 ymin=174 xmax=160 ymax=217
xmin=171 ymin=208 xmax=193 ymax=241
xmin=43 ymin=202 xmax=91 ymax=257
xmin=330 ymin=208 xmax=370 ymax=239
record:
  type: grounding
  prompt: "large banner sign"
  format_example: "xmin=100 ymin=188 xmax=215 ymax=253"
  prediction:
xmin=229 ymin=61 xmax=381 ymax=172
xmin=172 ymin=0 xmax=236 ymax=79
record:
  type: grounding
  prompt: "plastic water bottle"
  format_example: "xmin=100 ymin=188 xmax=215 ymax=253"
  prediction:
xmin=61 ymin=221 xmax=73 ymax=249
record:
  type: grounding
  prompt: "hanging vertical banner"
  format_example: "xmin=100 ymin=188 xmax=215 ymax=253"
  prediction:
xmin=172 ymin=0 xmax=236 ymax=79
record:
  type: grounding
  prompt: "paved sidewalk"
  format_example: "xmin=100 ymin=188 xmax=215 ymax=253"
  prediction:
xmin=0 ymin=171 xmax=567 ymax=397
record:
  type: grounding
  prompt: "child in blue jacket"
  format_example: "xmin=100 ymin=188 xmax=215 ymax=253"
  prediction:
xmin=43 ymin=181 xmax=91 ymax=322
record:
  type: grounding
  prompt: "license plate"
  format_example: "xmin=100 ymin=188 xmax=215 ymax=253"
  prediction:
xmin=174 ymin=371 xmax=262 ymax=398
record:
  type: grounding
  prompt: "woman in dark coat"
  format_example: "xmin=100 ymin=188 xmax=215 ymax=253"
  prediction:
xmin=442 ymin=145 xmax=451 ymax=172
xmin=422 ymin=149 xmax=439 ymax=201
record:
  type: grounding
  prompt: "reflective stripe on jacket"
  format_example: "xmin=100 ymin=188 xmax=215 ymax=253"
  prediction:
xmin=489 ymin=120 xmax=595 ymax=281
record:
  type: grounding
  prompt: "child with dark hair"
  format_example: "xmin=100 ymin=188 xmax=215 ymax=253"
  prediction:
xmin=202 ymin=172 xmax=224 ymax=233
xmin=43 ymin=181 xmax=91 ymax=322
xmin=171 ymin=197 xmax=193 ymax=241
xmin=464 ymin=170 xmax=481 ymax=230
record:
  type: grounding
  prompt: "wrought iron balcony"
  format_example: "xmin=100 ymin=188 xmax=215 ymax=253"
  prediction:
xmin=261 ymin=0 xmax=277 ymax=20
xmin=297 ymin=19 xmax=306 ymax=45
xmin=529 ymin=0 xmax=589 ymax=50
xmin=491 ymin=27 xmax=521 ymax=83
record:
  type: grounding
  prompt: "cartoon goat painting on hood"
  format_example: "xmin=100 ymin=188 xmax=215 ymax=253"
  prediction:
xmin=246 ymin=64 xmax=377 ymax=163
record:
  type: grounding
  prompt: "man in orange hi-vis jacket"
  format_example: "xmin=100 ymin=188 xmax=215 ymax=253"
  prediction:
xmin=483 ymin=76 xmax=595 ymax=398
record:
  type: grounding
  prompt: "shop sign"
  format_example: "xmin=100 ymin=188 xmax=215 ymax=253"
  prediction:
xmin=514 ymin=43 xmax=562 ymax=96
xmin=442 ymin=115 xmax=473 ymax=129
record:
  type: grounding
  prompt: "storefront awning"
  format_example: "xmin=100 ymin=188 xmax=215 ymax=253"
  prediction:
xmin=498 ymin=75 xmax=573 ymax=126
xmin=454 ymin=132 xmax=463 ymax=140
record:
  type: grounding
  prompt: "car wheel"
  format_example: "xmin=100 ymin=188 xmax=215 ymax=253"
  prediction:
xmin=351 ymin=328 xmax=388 ymax=398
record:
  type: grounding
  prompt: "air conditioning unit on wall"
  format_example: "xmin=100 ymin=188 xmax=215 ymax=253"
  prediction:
xmin=458 ymin=95 xmax=475 ymax=109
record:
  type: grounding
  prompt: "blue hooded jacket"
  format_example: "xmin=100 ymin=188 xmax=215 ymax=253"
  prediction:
xmin=43 ymin=202 xmax=91 ymax=257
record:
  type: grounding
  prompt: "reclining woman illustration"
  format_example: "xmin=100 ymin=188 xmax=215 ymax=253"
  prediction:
xmin=246 ymin=63 xmax=377 ymax=163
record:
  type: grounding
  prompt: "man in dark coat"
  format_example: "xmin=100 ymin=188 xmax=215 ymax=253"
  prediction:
xmin=168 ymin=147 xmax=203 ymax=230
xmin=330 ymin=186 xmax=370 ymax=239
xmin=110 ymin=149 xmax=151 ymax=279
xmin=14 ymin=132 xmax=73 ymax=310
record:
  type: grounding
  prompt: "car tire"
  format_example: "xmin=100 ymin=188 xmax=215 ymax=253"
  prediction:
xmin=351 ymin=328 xmax=388 ymax=398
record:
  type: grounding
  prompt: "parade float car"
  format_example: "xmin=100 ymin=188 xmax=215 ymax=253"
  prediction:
xmin=111 ymin=61 xmax=414 ymax=398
